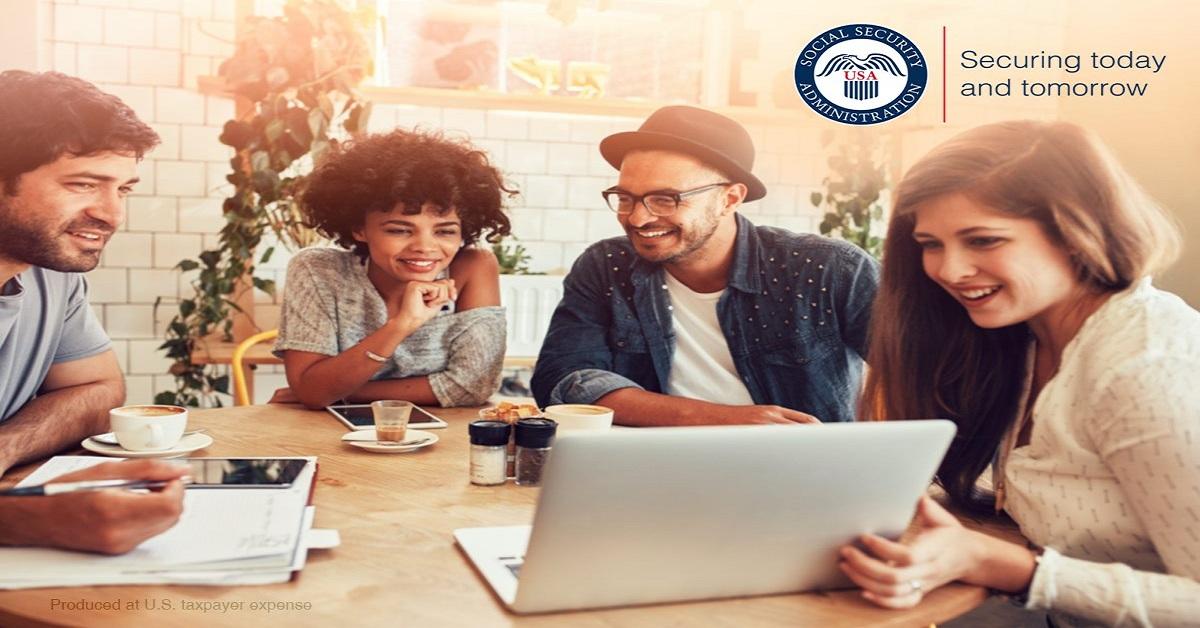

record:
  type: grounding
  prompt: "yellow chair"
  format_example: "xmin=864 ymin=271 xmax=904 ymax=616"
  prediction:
xmin=231 ymin=329 xmax=279 ymax=406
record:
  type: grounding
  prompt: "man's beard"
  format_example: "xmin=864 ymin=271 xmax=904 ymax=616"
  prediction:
xmin=0 ymin=199 xmax=107 ymax=273
xmin=627 ymin=206 xmax=722 ymax=266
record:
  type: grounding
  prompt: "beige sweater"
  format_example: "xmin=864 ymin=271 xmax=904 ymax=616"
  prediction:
xmin=275 ymin=247 xmax=506 ymax=407
xmin=994 ymin=279 xmax=1200 ymax=627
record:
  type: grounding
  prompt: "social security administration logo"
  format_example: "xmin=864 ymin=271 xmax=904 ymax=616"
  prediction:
xmin=794 ymin=24 xmax=927 ymax=125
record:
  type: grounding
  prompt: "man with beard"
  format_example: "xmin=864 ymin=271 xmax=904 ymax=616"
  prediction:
xmin=0 ymin=71 xmax=186 ymax=554
xmin=531 ymin=106 xmax=878 ymax=425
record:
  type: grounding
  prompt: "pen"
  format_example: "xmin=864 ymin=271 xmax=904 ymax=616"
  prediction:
xmin=0 ymin=477 xmax=192 ymax=497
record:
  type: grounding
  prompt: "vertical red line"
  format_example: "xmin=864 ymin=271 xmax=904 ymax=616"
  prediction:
xmin=942 ymin=26 xmax=947 ymax=123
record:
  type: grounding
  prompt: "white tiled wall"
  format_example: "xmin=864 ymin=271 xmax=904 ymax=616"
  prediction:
xmin=39 ymin=0 xmax=237 ymax=404
xmin=35 ymin=0 xmax=1061 ymax=404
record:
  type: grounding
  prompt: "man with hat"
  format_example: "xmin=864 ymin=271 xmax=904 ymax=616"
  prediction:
xmin=531 ymin=106 xmax=878 ymax=425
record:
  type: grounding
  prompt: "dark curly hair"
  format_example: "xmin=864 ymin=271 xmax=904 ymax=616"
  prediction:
xmin=301 ymin=129 xmax=515 ymax=260
xmin=0 ymin=71 xmax=159 ymax=193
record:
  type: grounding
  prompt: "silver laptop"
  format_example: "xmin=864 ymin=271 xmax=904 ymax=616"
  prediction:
xmin=454 ymin=420 xmax=956 ymax=614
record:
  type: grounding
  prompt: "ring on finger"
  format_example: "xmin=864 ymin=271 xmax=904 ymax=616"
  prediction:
xmin=908 ymin=579 xmax=922 ymax=593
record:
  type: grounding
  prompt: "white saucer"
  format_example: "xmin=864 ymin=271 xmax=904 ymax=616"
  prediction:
xmin=341 ymin=429 xmax=438 ymax=453
xmin=81 ymin=433 xmax=214 ymax=458
xmin=91 ymin=430 xmax=205 ymax=446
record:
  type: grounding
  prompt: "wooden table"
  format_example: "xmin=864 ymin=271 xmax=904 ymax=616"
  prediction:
xmin=190 ymin=338 xmax=537 ymax=403
xmin=0 ymin=406 xmax=993 ymax=627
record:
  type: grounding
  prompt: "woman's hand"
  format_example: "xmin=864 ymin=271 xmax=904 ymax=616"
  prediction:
xmin=838 ymin=495 xmax=986 ymax=609
xmin=394 ymin=279 xmax=457 ymax=329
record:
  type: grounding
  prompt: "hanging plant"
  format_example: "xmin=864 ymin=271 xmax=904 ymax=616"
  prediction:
xmin=809 ymin=130 xmax=890 ymax=260
xmin=155 ymin=0 xmax=375 ymax=406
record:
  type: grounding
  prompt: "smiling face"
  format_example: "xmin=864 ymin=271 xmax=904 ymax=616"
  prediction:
xmin=0 ymin=151 xmax=139 ymax=273
xmin=912 ymin=193 xmax=1083 ymax=330
xmin=353 ymin=203 xmax=463 ymax=283
xmin=614 ymin=150 xmax=739 ymax=265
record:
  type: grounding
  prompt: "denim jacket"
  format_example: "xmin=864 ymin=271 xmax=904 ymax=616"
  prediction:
xmin=531 ymin=213 xmax=879 ymax=423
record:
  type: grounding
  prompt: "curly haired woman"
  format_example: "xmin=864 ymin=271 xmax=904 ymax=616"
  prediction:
xmin=272 ymin=129 xmax=514 ymax=408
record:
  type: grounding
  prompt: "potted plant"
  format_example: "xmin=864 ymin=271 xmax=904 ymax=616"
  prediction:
xmin=156 ymin=0 xmax=375 ymax=406
xmin=809 ymin=130 xmax=892 ymax=260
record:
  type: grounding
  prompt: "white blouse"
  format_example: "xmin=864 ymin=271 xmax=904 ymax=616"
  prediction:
xmin=993 ymin=278 xmax=1200 ymax=627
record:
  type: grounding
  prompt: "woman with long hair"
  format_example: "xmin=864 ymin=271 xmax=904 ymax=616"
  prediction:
xmin=271 ymin=129 xmax=514 ymax=408
xmin=840 ymin=121 xmax=1200 ymax=626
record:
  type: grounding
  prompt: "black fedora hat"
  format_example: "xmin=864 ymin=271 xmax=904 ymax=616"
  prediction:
xmin=599 ymin=105 xmax=766 ymax=202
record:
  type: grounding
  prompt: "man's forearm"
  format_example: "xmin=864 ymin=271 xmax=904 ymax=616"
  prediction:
xmin=0 ymin=379 xmax=122 ymax=476
xmin=597 ymin=388 xmax=734 ymax=426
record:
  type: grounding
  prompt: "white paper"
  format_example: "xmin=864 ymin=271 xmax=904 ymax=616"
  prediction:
xmin=0 ymin=508 xmax=321 ymax=590
xmin=14 ymin=455 xmax=120 ymax=486
xmin=0 ymin=456 xmax=320 ymax=589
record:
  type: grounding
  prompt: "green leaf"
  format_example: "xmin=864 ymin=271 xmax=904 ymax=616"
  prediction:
xmin=252 ymin=276 xmax=276 ymax=296
xmin=318 ymin=93 xmax=334 ymax=120
xmin=264 ymin=118 xmax=286 ymax=143
xmin=307 ymin=107 xmax=327 ymax=140
xmin=283 ymin=107 xmax=313 ymax=146
xmin=252 ymin=169 xmax=281 ymax=201
xmin=259 ymin=246 xmax=275 ymax=264
xmin=154 ymin=391 xmax=179 ymax=405
xmin=218 ymin=120 xmax=255 ymax=150
xmin=199 ymin=250 xmax=221 ymax=268
xmin=359 ymin=101 xmax=374 ymax=130
xmin=311 ymin=139 xmax=331 ymax=163
xmin=211 ymin=375 xmax=230 ymax=394
xmin=176 ymin=259 xmax=200 ymax=272
xmin=250 ymin=150 xmax=271 ymax=172
xmin=809 ymin=191 xmax=822 ymax=207
xmin=346 ymin=101 xmax=372 ymax=134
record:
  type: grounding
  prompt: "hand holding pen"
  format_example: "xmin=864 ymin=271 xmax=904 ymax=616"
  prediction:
xmin=0 ymin=460 xmax=187 ymax=555
xmin=0 ymin=475 xmax=195 ymax=496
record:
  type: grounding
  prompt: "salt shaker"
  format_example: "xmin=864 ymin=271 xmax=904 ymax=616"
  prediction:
xmin=469 ymin=420 xmax=511 ymax=486
xmin=515 ymin=418 xmax=557 ymax=486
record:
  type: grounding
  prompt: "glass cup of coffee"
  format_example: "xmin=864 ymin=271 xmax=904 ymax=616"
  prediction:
xmin=371 ymin=400 xmax=413 ymax=443
xmin=109 ymin=405 xmax=188 ymax=451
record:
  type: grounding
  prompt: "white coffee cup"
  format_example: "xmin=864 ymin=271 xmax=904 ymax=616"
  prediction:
xmin=110 ymin=405 xmax=188 ymax=451
xmin=543 ymin=404 xmax=614 ymax=431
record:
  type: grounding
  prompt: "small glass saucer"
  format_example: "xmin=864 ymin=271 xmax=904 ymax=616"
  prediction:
xmin=341 ymin=429 xmax=437 ymax=453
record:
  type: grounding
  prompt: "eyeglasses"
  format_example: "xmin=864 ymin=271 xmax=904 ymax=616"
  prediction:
xmin=601 ymin=182 xmax=733 ymax=217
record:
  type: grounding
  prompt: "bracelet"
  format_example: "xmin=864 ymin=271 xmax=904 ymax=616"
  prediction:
xmin=365 ymin=350 xmax=389 ymax=363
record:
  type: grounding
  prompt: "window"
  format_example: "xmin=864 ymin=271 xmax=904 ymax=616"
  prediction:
xmin=381 ymin=0 xmax=726 ymax=105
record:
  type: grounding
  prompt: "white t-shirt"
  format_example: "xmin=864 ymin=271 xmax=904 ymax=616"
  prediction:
xmin=663 ymin=271 xmax=754 ymax=405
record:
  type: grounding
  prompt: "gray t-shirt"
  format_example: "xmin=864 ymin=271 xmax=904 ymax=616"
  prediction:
xmin=0 ymin=267 xmax=112 ymax=422
xmin=274 ymin=247 xmax=507 ymax=407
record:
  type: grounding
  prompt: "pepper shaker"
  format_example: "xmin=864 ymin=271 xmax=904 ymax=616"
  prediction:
xmin=515 ymin=418 xmax=557 ymax=486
